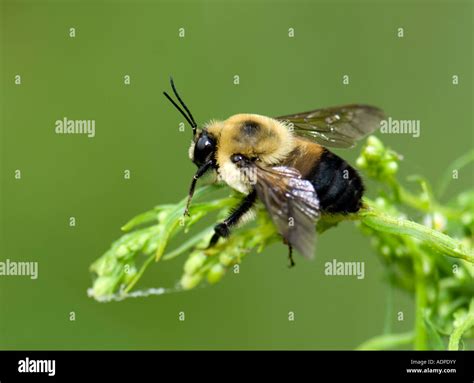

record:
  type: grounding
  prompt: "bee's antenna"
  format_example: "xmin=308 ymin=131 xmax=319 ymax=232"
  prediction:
xmin=163 ymin=77 xmax=197 ymax=136
xmin=163 ymin=91 xmax=197 ymax=135
xmin=170 ymin=77 xmax=197 ymax=127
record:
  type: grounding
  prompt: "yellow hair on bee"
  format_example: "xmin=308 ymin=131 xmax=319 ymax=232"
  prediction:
xmin=217 ymin=114 xmax=294 ymax=164
xmin=205 ymin=114 xmax=294 ymax=194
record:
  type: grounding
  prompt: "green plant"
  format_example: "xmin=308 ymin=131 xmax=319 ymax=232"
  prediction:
xmin=88 ymin=136 xmax=474 ymax=350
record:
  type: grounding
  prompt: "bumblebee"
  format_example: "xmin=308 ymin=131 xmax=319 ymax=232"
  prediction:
xmin=164 ymin=78 xmax=384 ymax=265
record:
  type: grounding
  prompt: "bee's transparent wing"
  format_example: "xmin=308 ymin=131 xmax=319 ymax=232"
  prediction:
xmin=276 ymin=104 xmax=385 ymax=148
xmin=248 ymin=165 xmax=320 ymax=259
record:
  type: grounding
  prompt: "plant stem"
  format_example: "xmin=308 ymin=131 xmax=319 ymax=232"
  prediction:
xmin=411 ymin=245 xmax=429 ymax=350
xmin=448 ymin=300 xmax=474 ymax=350
xmin=359 ymin=204 xmax=474 ymax=263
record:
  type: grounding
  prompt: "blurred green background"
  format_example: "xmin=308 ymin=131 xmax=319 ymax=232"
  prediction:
xmin=0 ymin=0 xmax=472 ymax=349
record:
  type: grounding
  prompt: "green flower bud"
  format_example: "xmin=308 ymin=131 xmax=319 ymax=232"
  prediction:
xmin=432 ymin=212 xmax=447 ymax=232
xmin=123 ymin=265 xmax=138 ymax=284
xmin=184 ymin=253 xmax=207 ymax=274
xmin=128 ymin=233 xmax=149 ymax=252
xmin=364 ymin=144 xmax=384 ymax=161
xmin=367 ymin=135 xmax=384 ymax=150
xmin=375 ymin=197 xmax=387 ymax=209
xmin=207 ymin=264 xmax=226 ymax=284
xmin=92 ymin=276 xmax=119 ymax=297
xmin=355 ymin=156 xmax=367 ymax=169
xmin=115 ymin=245 xmax=129 ymax=258
xmin=180 ymin=273 xmax=203 ymax=290
xmin=219 ymin=253 xmax=234 ymax=267
xmin=157 ymin=210 xmax=169 ymax=222
xmin=93 ymin=256 xmax=119 ymax=276
xmin=382 ymin=161 xmax=398 ymax=176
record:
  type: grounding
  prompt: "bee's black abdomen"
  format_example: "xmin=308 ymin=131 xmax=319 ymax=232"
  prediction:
xmin=305 ymin=149 xmax=364 ymax=214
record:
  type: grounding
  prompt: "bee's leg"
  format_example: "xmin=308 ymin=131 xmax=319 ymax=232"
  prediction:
xmin=287 ymin=244 xmax=295 ymax=268
xmin=184 ymin=160 xmax=213 ymax=216
xmin=208 ymin=189 xmax=257 ymax=248
xmin=281 ymin=238 xmax=295 ymax=267
xmin=283 ymin=238 xmax=295 ymax=269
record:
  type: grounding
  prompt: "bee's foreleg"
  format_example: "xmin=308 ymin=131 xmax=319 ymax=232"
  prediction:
xmin=184 ymin=160 xmax=213 ymax=216
xmin=208 ymin=188 xmax=257 ymax=248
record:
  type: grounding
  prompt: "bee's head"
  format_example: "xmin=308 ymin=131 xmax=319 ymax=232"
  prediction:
xmin=191 ymin=130 xmax=216 ymax=167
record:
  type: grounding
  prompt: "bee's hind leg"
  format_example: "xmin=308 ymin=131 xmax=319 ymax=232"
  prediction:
xmin=286 ymin=243 xmax=295 ymax=268
xmin=207 ymin=189 xmax=257 ymax=248
xmin=281 ymin=237 xmax=295 ymax=267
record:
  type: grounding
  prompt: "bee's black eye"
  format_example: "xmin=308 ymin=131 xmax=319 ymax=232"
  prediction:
xmin=231 ymin=154 xmax=243 ymax=164
xmin=193 ymin=133 xmax=215 ymax=166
